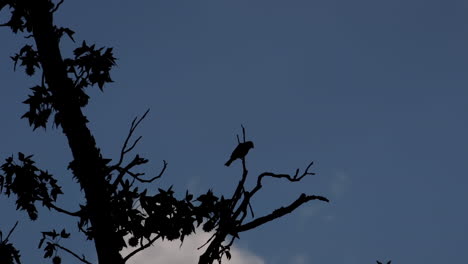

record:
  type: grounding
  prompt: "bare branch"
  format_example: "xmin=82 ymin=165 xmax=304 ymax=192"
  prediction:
xmin=236 ymin=193 xmax=329 ymax=233
xmin=247 ymin=200 xmax=254 ymax=218
xmin=229 ymin=158 xmax=248 ymax=211
xmin=4 ymin=221 xmax=19 ymax=242
xmin=112 ymin=154 xmax=148 ymax=188
xmin=112 ymin=109 xmax=150 ymax=170
xmin=202 ymin=127 xmax=327 ymax=264
xmin=250 ymin=161 xmax=315 ymax=197
xmin=236 ymin=124 xmax=246 ymax=144
xmin=241 ymin=125 xmax=246 ymax=142
xmin=232 ymin=162 xmax=314 ymax=221
xmin=197 ymin=233 xmax=216 ymax=250
xmin=123 ymin=235 xmax=160 ymax=262
xmin=54 ymin=243 xmax=92 ymax=264
xmin=124 ymin=136 xmax=142 ymax=156
xmin=50 ymin=0 xmax=64 ymax=13
xmin=47 ymin=203 xmax=82 ymax=217
xmin=111 ymin=156 xmax=165 ymax=188
xmin=132 ymin=160 xmax=167 ymax=183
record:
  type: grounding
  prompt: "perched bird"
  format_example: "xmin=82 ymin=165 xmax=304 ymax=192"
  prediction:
xmin=225 ymin=141 xmax=254 ymax=166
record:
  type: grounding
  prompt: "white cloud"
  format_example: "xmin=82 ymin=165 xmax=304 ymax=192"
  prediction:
xmin=121 ymin=230 xmax=265 ymax=264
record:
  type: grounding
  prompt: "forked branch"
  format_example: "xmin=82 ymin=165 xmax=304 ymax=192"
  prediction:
xmin=112 ymin=109 xmax=150 ymax=170
xmin=250 ymin=161 xmax=316 ymax=197
xmin=199 ymin=127 xmax=328 ymax=264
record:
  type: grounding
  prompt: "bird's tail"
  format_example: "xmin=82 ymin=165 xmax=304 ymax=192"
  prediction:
xmin=224 ymin=159 xmax=233 ymax=167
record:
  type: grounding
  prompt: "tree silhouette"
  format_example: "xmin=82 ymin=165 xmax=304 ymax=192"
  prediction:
xmin=0 ymin=1 xmax=329 ymax=264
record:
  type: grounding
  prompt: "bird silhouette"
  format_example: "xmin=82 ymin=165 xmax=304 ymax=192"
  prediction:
xmin=225 ymin=141 xmax=254 ymax=166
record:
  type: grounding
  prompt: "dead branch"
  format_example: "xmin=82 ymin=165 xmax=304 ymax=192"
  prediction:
xmin=236 ymin=124 xmax=246 ymax=144
xmin=112 ymin=154 xmax=148 ymax=188
xmin=231 ymin=161 xmax=317 ymax=222
xmin=112 ymin=157 xmax=166 ymax=188
xmin=236 ymin=193 xmax=329 ymax=232
xmin=199 ymin=127 xmax=327 ymax=264
xmin=250 ymin=161 xmax=315 ymax=197
xmin=111 ymin=109 xmax=150 ymax=170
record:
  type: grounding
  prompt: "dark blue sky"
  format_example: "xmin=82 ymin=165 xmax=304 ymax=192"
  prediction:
xmin=1 ymin=1 xmax=468 ymax=263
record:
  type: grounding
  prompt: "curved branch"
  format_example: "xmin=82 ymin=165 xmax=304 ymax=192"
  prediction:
xmin=47 ymin=203 xmax=82 ymax=217
xmin=232 ymin=162 xmax=315 ymax=220
xmin=250 ymin=161 xmax=315 ymax=197
xmin=236 ymin=193 xmax=329 ymax=233
xmin=112 ymin=157 xmax=165 ymax=189
xmin=123 ymin=235 xmax=160 ymax=262
xmin=132 ymin=160 xmax=167 ymax=183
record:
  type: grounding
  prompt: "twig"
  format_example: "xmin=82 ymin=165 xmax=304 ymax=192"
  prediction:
xmin=123 ymin=235 xmax=160 ymax=262
xmin=50 ymin=0 xmax=64 ymax=13
xmin=124 ymin=136 xmax=142 ymax=156
xmin=47 ymin=203 xmax=81 ymax=217
xmin=247 ymin=200 xmax=254 ymax=218
xmin=112 ymin=109 xmax=150 ymax=170
xmin=113 ymin=159 xmax=166 ymax=188
xmin=54 ymin=243 xmax=92 ymax=264
xmin=241 ymin=125 xmax=246 ymax=142
xmin=3 ymin=221 xmax=19 ymax=242
xmin=250 ymin=161 xmax=315 ymax=198
xmin=229 ymin=158 xmax=248 ymax=211
xmin=197 ymin=232 xmax=217 ymax=250
xmin=132 ymin=160 xmax=167 ymax=183
xmin=112 ymin=154 xmax=147 ymax=188
xmin=236 ymin=194 xmax=329 ymax=233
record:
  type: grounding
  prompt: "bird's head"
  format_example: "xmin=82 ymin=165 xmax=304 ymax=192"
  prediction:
xmin=245 ymin=141 xmax=254 ymax=149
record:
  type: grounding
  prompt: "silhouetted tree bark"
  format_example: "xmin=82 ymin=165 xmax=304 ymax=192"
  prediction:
xmin=0 ymin=1 xmax=329 ymax=264
xmin=1 ymin=0 xmax=124 ymax=263
xmin=28 ymin=2 xmax=124 ymax=263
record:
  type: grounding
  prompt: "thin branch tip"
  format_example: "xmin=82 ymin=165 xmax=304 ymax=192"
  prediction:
xmin=4 ymin=221 xmax=19 ymax=242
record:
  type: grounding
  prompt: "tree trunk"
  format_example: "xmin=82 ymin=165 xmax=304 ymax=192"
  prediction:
xmin=25 ymin=1 xmax=124 ymax=263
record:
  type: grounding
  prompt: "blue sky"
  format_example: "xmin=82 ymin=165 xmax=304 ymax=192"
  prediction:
xmin=1 ymin=1 xmax=468 ymax=263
